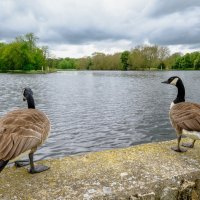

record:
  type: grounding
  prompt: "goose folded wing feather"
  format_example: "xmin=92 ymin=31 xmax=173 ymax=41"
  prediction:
xmin=170 ymin=103 xmax=200 ymax=132
xmin=0 ymin=127 xmax=41 ymax=161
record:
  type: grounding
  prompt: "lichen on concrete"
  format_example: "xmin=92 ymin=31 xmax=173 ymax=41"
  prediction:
xmin=1 ymin=138 xmax=200 ymax=199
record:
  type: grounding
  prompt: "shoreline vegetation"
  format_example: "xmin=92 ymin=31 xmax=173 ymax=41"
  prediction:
xmin=1 ymin=68 xmax=199 ymax=75
xmin=1 ymin=33 xmax=200 ymax=73
xmin=0 ymin=68 xmax=77 ymax=74
xmin=0 ymin=69 xmax=57 ymax=74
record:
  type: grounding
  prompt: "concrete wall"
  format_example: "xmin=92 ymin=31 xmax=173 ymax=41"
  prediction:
xmin=1 ymin=139 xmax=200 ymax=199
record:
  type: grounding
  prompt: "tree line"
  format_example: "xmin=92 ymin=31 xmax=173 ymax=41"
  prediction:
xmin=48 ymin=45 xmax=200 ymax=71
xmin=1 ymin=33 xmax=200 ymax=72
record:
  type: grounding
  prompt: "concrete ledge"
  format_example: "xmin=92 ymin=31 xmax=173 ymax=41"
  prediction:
xmin=1 ymin=139 xmax=200 ymax=199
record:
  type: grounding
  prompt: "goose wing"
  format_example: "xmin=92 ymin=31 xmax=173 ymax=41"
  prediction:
xmin=170 ymin=102 xmax=200 ymax=132
xmin=0 ymin=109 xmax=50 ymax=161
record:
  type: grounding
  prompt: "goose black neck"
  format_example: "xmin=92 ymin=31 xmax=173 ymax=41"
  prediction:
xmin=27 ymin=95 xmax=35 ymax=109
xmin=174 ymin=80 xmax=185 ymax=104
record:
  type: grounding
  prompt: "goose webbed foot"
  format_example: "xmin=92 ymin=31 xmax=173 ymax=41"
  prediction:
xmin=29 ymin=165 xmax=49 ymax=174
xmin=171 ymin=146 xmax=187 ymax=152
xmin=182 ymin=140 xmax=196 ymax=148
xmin=172 ymin=135 xmax=187 ymax=152
xmin=182 ymin=143 xmax=194 ymax=148
xmin=15 ymin=160 xmax=29 ymax=168
xmin=28 ymin=152 xmax=49 ymax=174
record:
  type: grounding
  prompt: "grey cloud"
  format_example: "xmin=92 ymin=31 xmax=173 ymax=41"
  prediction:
xmin=0 ymin=1 xmax=39 ymax=40
xmin=0 ymin=0 xmax=200 ymax=57
xmin=149 ymin=28 xmax=200 ymax=46
xmin=41 ymin=26 xmax=131 ymax=45
xmin=145 ymin=7 xmax=200 ymax=47
xmin=187 ymin=43 xmax=200 ymax=49
xmin=145 ymin=0 xmax=200 ymax=17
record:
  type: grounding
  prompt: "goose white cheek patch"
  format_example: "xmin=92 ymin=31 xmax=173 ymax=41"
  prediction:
xmin=170 ymin=78 xmax=179 ymax=86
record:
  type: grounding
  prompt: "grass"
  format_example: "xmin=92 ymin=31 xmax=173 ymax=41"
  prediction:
xmin=0 ymin=69 xmax=58 ymax=74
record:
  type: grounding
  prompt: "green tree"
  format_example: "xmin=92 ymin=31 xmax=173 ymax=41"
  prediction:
xmin=157 ymin=62 xmax=166 ymax=70
xmin=190 ymin=52 xmax=199 ymax=64
xmin=33 ymin=48 xmax=45 ymax=70
xmin=0 ymin=42 xmax=29 ymax=70
xmin=141 ymin=45 xmax=160 ymax=69
xmin=121 ymin=51 xmax=130 ymax=70
xmin=0 ymin=43 xmax=7 ymax=71
xmin=180 ymin=53 xmax=192 ymax=69
xmin=194 ymin=55 xmax=200 ymax=70
xmin=76 ymin=57 xmax=92 ymax=70
xmin=0 ymin=33 xmax=48 ymax=72
xmin=129 ymin=48 xmax=146 ymax=70
xmin=165 ymin=53 xmax=181 ymax=69
xmin=47 ymin=57 xmax=60 ymax=69
xmin=90 ymin=52 xmax=106 ymax=70
xmin=58 ymin=58 xmax=76 ymax=69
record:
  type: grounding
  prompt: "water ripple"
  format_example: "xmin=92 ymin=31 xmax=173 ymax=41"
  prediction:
xmin=1 ymin=71 xmax=200 ymax=160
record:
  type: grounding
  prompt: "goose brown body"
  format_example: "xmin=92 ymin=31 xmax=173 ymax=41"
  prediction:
xmin=170 ymin=102 xmax=200 ymax=134
xmin=0 ymin=109 xmax=50 ymax=161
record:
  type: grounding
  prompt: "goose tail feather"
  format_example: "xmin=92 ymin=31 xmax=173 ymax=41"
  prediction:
xmin=0 ymin=160 xmax=9 ymax=173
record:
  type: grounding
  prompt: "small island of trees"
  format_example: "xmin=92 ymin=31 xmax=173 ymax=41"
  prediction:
xmin=0 ymin=33 xmax=200 ymax=72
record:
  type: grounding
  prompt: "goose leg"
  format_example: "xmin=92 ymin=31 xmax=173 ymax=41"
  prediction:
xmin=0 ymin=160 xmax=9 ymax=173
xmin=28 ymin=152 xmax=49 ymax=174
xmin=171 ymin=135 xmax=187 ymax=152
xmin=182 ymin=140 xmax=196 ymax=148
xmin=15 ymin=160 xmax=30 ymax=168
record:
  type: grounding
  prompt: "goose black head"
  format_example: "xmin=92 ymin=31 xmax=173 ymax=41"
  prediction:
xmin=161 ymin=76 xmax=182 ymax=86
xmin=23 ymin=87 xmax=33 ymax=101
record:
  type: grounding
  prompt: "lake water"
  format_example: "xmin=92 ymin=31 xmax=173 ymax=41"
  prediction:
xmin=1 ymin=71 xmax=200 ymax=161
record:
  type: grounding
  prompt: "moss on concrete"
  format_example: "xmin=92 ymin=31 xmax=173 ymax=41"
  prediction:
xmin=1 ymin=139 xmax=200 ymax=199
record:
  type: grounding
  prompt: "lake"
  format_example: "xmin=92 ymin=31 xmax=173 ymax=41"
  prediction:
xmin=1 ymin=71 xmax=200 ymax=161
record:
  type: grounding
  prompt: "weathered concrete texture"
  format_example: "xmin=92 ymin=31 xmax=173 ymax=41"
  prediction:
xmin=1 ymin=139 xmax=200 ymax=199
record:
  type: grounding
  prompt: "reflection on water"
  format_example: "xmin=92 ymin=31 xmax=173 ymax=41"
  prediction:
xmin=0 ymin=71 xmax=200 ymax=160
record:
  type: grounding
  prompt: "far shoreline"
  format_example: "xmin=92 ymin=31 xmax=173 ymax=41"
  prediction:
xmin=0 ymin=68 xmax=200 ymax=74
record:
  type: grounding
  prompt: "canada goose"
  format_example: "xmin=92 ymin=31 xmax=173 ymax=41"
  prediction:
xmin=0 ymin=88 xmax=51 ymax=173
xmin=162 ymin=76 xmax=200 ymax=152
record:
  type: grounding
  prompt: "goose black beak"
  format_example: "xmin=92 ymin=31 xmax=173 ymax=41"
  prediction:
xmin=161 ymin=80 xmax=169 ymax=84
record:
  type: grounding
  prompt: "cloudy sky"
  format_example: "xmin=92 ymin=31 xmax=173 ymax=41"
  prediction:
xmin=0 ymin=0 xmax=200 ymax=58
